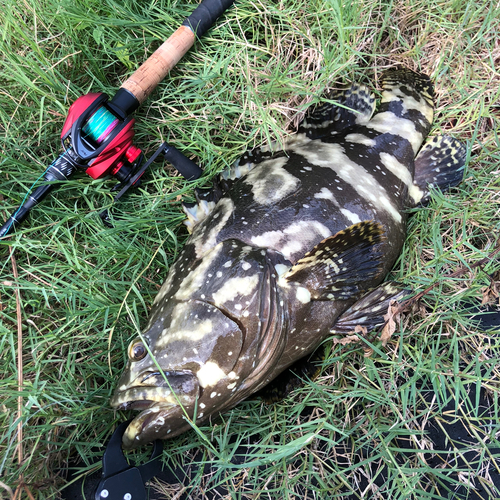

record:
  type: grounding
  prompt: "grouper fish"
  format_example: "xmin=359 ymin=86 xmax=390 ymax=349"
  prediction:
xmin=111 ymin=67 xmax=466 ymax=448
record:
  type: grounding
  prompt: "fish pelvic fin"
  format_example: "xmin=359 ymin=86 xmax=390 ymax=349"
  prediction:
xmin=284 ymin=221 xmax=385 ymax=300
xmin=409 ymin=135 xmax=467 ymax=206
xmin=330 ymin=281 xmax=411 ymax=334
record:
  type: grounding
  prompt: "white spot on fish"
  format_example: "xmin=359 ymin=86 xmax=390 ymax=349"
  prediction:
xmin=296 ymin=286 xmax=311 ymax=304
xmin=367 ymin=111 xmax=423 ymax=154
xmin=242 ymin=262 xmax=252 ymax=271
xmin=379 ymin=152 xmax=412 ymax=186
xmin=314 ymin=187 xmax=335 ymax=201
xmin=251 ymin=220 xmax=332 ymax=261
xmin=409 ymin=184 xmax=424 ymax=204
xmin=314 ymin=184 xmax=364 ymax=224
xmin=197 ymin=362 xmax=226 ymax=388
xmin=340 ymin=208 xmax=361 ymax=224
xmin=345 ymin=133 xmax=376 ymax=147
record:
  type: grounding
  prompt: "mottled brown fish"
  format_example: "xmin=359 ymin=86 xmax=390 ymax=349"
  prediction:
xmin=111 ymin=67 xmax=466 ymax=448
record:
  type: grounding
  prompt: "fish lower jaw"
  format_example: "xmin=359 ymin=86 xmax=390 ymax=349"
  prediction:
xmin=123 ymin=403 xmax=185 ymax=448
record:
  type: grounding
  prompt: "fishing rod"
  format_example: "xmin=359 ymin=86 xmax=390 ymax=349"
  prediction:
xmin=0 ymin=0 xmax=235 ymax=238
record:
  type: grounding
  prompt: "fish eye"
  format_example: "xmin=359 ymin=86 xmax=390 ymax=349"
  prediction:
xmin=128 ymin=340 xmax=147 ymax=361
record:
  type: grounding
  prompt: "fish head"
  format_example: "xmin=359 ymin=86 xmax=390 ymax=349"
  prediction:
xmin=111 ymin=239 xmax=287 ymax=448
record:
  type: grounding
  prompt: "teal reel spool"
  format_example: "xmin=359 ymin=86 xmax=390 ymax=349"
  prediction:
xmin=82 ymin=106 xmax=120 ymax=144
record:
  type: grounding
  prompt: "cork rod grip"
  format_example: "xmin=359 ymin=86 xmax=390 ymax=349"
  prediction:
xmin=120 ymin=25 xmax=196 ymax=105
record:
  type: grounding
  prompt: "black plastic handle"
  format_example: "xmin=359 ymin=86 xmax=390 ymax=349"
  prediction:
xmin=183 ymin=0 xmax=235 ymax=37
xmin=164 ymin=143 xmax=202 ymax=180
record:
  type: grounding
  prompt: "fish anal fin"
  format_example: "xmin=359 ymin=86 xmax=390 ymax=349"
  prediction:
xmin=285 ymin=221 xmax=385 ymax=300
xmin=330 ymin=281 xmax=411 ymax=334
xmin=410 ymin=135 xmax=467 ymax=206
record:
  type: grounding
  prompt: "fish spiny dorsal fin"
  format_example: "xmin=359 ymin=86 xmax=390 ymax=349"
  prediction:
xmin=381 ymin=66 xmax=435 ymax=107
xmin=182 ymin=182 xmax=224 ymax=233
xmin=298 ymin=84 xmax=376 ymax=140
xmin=284 ymin=221 xmax=385 ymax=300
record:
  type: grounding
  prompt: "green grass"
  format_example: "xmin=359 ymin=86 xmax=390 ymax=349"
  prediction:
xmin=1 ymin=0 xmax=499 ymax=498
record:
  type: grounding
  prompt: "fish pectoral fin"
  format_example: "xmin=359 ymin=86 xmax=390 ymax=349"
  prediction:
xmin=330 ymin=281 xmax=411 ymax=334
xmin=284 ymin=220 xmax=385 ymax=300
xmin=410 ymin=135 xmax=467 ymax=206
xmin=298 ymin=83 xmax=376 ymax=139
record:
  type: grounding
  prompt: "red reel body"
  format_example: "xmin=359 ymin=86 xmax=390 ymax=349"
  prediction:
xmin=61 ymin=93 xmax=142 ymax=181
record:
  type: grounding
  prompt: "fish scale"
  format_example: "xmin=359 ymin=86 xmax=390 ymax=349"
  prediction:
xmin=111 ymin=67 xmax=467 ymax=448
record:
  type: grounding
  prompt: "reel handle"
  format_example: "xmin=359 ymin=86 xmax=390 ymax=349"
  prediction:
xmin=164 ymin=143 xmax=202 ymax=180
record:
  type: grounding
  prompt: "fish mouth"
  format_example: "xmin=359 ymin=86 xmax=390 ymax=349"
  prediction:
xmin=110 ymin=370 xmax=200 ymax=448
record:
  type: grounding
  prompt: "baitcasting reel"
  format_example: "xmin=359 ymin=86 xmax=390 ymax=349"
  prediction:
xmin=60 ymin=91 xmax=202 ymax=226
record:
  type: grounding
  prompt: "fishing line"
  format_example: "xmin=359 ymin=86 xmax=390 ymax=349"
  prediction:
xmin=82 ymin=106 xmax=120 ymax=144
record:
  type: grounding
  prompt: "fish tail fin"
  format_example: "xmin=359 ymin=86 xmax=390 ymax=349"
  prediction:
xmin=376 ymin=67 xmax=435 ymax=143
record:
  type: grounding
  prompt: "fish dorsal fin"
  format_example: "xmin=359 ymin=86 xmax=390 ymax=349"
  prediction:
xmin=298 ymin=84 xmax=376 ymax=140
xmin=284 ymin=221 xmax=385 ymax=300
